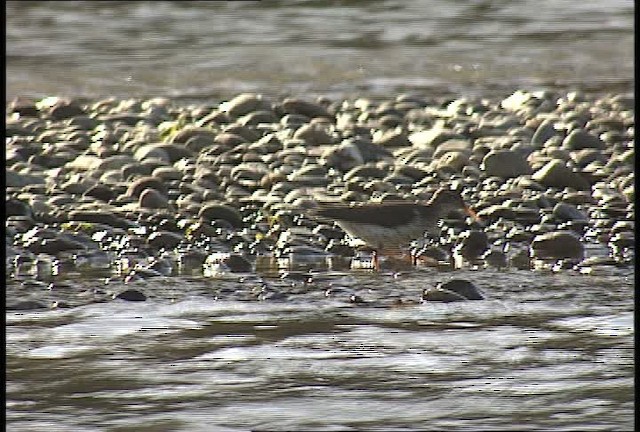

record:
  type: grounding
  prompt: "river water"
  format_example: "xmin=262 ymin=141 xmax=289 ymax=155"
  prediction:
xmin=5 ymin=1 xmax=635 ymax=431
xmin=6 ymin=0 xmax=634 ymax=101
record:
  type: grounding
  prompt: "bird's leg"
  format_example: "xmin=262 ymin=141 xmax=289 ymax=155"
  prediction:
xmin=373 ymin=250 xmax=380 ymax=271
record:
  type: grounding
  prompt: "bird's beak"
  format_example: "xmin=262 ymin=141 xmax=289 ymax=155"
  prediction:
xmin=464 ymin=206 xmax=481 ymax=222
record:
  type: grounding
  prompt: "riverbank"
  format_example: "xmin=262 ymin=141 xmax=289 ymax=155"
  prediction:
xmin=6 ymin=89 xmax=635 ymax=309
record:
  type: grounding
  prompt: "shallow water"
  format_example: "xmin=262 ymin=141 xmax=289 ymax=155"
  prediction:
xmin=6 ymin=265 xmax=635 ymax=431
xmin=6 ymin=0 xmax=634 ymax=101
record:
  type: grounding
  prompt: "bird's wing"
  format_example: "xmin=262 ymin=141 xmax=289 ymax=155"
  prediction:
xmin=311 ymin=203 xmax=419 ymax=228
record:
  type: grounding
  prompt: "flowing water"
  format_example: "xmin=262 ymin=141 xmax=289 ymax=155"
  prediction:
xmin=6 ymin=0 xmax=634 ymax=101
xmin=5 ymin=1 xmax=635 ymax=431
xmin=6 ymin=264 xmax=635 ymax=431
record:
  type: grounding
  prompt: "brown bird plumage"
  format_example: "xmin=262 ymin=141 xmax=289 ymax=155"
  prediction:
xmin=311 ymin=188 xmax=479 ymax=254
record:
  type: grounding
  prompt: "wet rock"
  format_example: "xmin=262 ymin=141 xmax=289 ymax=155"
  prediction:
xmin=147 ymin=231 xmax=183 ymax=250
xmin=509 ymin=248 xmax=532 ymax=270
xmin=530 ymin=231 xmax=584 ymax=260
xmin=224 ymin=254 xmax=253 ymax=272
xmin=349 ymin=294 xmax=366 ymax=304
xmin=453 ymin=230 xmax=489 ymax=263
xmin=422 ymin=279 xmax=484 ymax=302
xmin=7 ymin=299 xmax=50 ymax=310
xmin=24 ymin=236 xmax=89 ymax=255
xmin=114 ymin=289 xmax=147 ymax=302
xmin=482 ymin=248 xmax=509 ymax=269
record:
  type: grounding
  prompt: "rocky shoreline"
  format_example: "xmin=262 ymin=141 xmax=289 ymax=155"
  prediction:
xmin=6 ymin=90 xmax=635 ymax=308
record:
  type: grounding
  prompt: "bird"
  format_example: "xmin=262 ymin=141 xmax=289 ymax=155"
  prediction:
xmin=310 ymin=187 xmax=480 ymax=270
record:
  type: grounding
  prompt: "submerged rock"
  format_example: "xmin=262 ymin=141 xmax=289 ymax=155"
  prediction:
xmin=422 ymin=279 xmax=485 ymax=302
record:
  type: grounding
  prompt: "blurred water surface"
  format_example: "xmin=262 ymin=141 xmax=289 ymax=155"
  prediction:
xmin=6 ymin=267 xmax=635 ymax=431
xmin=6 ymin=0 xmax=634 ymax=101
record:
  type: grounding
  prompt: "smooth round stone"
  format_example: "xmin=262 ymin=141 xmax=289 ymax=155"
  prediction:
xmin=453 ymin=230 xmax=489 ymax=261
xmin=223 ymin=254 xmax=253 ymax=272
xmin=7 ymin=170 xmax=47 ymax=188
xmin=114 ymin=289 xmax=147 ymax=302
xmin=169 ymin=126 xmax=217 ymax=145
xmin=6 ymin=198 xmax=33 ymax=218
xmin=482 ymin=249 xmax=509 ymax=269
xmin=223 ymin=124 xmax=261 ymax=143
xmin=552 ymin=202 xmax=588 ymax=222
xmin=225 ymin=93 xmax=272 ymax=118
xmin=281 ymin=98 xmax=331 ymax=119
xmin=280 ymin=113 xmax=310 ymax=128
xmin=377 ymin=114 xmax=403 ymax=128
xmin=373 ymin=129 xmax=411 ymax=147
xmin=481 ymin=149 xmax=532 ymax=178
xmin=531 ymin=118 xmax=561 ymax=147
xmin=433 ymin=139 xmax=472 ymax=158
xmin=562 ymin=129 xmax=605 ymax=150
xmin=198 ymin=203 xmax=243 ymax=228
xmin=49 ymin=99 xmax=86 ymax=120
xmin=238 ymin=110 xmax=279 ymax=126
xmin=433 ymin=151 xmax=469 ymax=172
xmin=83 ymin=184 xmax=117 ymax=202
xmin=139 ymin=188 xmax=169 ymax=209
xmin=133 ymin=144 xmax=171 ymax=163
xmin=127 ymin=175 xmax=168 ymax=198
xmin=530 ymin=231 xmax=584 ymax=260
xmin=197 ymin=110 xmax=232 ymax=127
xmin=531 ymin=159 xmax=590 ymax=191
xmin=293 ymin=124 xmax=333 ymax=145
xmin=422 ymin=279 xmax=484 ymax=302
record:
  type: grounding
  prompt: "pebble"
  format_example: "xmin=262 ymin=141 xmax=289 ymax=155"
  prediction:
xmin=531 ymin=159 xmax=591 ymax=191
xmin=422 ymin=279 xmax=484 ymax=302
xmin=4 ymin=90 xmax=634 ymax=310
xmin=114 ymin=289 xmax=147 ymax=302
xmin=481 ymin=150 xmax=532 ymax=178
xmin=530 ymin=231 xmax=585 ymax=260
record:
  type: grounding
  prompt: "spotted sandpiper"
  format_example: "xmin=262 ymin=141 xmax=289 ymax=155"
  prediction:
xmin=310 ymin=188 xmax=480 ymax=269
